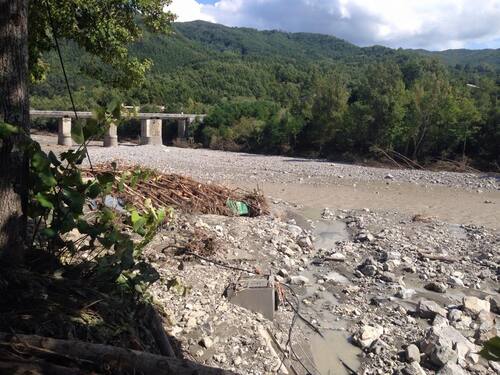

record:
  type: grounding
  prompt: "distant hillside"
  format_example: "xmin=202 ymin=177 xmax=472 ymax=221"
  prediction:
xmin=413 ymin=48 xmax=500 ymax=67
xmin=32 ymin=20 xmax=499 ymax=110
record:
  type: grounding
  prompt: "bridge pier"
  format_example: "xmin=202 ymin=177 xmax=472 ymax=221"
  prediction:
xmin=177 ymin=118 xmax=187 ymax=139
xmin=103 ymin=123 xmax=118 ymax=147
xmin=57 ymin=117 xmax=72 ymax=146
xmin=140 ymin=119 xmax=163 ymax=145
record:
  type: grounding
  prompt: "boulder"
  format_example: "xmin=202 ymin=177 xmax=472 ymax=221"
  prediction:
xmin=463 ymin=296 xmax=490 ymax=316
xmin=353 ymin=324 xmax=384 ymax=348
xmin=396 ymin=287 xmax=416 ymax=300
xmin=417 ymin=299 xmax=447 ymax=319
xmin=402 ymin=362 xmax=426 ymax=375
xmin=419 ymin=324 xmax=476 ymax=363
xmin=424 ymin=282 xmax=448 ymax=293
xmin=438 ymin=363 xmax=467 ymax=375
xmin=475 ymin=310 xmax=497 ymax=343
xmin=405 ymin=344 xmax=421 ymax=363
xmin=429 ymin=345 xmax=457 ymax=368
xmin=290 ymin=275 xmax=309 ymax=285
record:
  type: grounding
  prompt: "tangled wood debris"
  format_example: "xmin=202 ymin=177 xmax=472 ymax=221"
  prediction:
xmin=83 ymin=163 xmax=269 ymax=217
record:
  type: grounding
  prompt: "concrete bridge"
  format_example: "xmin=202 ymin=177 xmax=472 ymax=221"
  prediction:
xmin=30 ymin=110 xmax=206 ymax=147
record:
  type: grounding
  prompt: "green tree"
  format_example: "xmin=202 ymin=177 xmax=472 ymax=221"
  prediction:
xmin=0 ymin=0 xmax=174 ymax=261
xmin=304 ymin=75 xmax=349 ymax=154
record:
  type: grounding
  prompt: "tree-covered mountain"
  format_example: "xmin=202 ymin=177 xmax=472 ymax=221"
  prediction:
xmin=31 ymin=21 xmax=500 ymax=170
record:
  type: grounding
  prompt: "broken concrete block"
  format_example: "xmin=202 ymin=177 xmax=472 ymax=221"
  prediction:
xmin=226 ymin=275 xmax=276 ymax=320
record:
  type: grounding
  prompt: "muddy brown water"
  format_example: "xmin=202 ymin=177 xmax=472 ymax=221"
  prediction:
xmin=262 ymin=181 xmax=500 ymax=230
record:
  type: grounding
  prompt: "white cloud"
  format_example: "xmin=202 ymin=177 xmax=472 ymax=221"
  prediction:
xmin=168 ymin=0 xmax=214 ymax=22
xmin=168 ymin=0 xmax=500 ymax=50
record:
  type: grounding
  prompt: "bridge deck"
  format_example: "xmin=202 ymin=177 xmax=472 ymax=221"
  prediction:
xmin=30 ymin=110 xmax=205 ymax=120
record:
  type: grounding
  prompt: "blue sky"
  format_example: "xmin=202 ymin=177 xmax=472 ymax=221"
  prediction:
xmin=168 ymin=0 xmax=500 ymax=50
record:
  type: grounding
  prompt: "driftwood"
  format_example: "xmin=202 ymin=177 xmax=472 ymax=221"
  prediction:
xmin=83 ymin=163 xmax=269 ymax=217
xmin=0 ymin=332 xmax=235 ymax=375
xmin=144 ymin=306 xmax=176 ymax=358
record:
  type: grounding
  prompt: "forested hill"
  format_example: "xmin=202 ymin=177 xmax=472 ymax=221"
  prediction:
xmin=132 ymin=21 xmax=500 ymax=73
xmin=32 ymin=21 xmax=500 ymax=170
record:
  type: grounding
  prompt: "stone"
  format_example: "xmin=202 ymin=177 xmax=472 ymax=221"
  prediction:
xmin=327 ymin=252 xmax=346 ymax=262
xmin=447 ymin=276 xmax=465 ymax=287
xmin=420 ymin=324 xmax=476 ymax=362
xmin=475 ymin=310 xmax=497 ymax=343
xmin=486 ymin=295 xmax=500 ymax=314
xmin=405 ymin=344 xmax=421 ymax=363
xmin=278 ymin=269 xmax=289 ymax=278
xmin=356 ymin=232 xmax=375 ymax=242
xmin=200 ymin=336 xmax=213 ymax=349
xmin=213 ymin=353 xmax=227 ymax=364
xmin=369 ymin=338 xmax=389 ymax=354
xmin=490 ymin=361 xmax=500 ymax=374
xmin=380 ymin=271 xmax=397 ymax=283
xmin=353 ymin=324 xmax=384 ymax=348
xmin=290 ymin=275 xmax=309 ymax=285
xmin=448 ymin=309 xmax=463 ymax=322
xmin=429 ymin=345 xmax=457 ymax=368
xmin=402 ymin=362 xmax=426 ymax=375
xmin=424 ymin=282 xmax=448 ymax=293
xmin=432 ymin=315 xmax=449 ymax=328
xmin=417 ymin=299 xmax=447 ymax=319
xmin=360 ymin=264 xmax=377 ymax=276
xmin=438 ymin=363 xmax=467 ymax=375
xmin=233 ymin=356 xmax=242 ymax=366
xmin=396 ymin=287 xmax=416 ymax=299
xmin=463 ymin=296 xmax=490 ymax=315
xmin=324 ymin=271 xmax=350 ymax=284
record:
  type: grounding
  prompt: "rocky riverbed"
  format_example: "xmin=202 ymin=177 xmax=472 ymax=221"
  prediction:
xmin=34 ymin=136 xmax=499 ymax=374
xmin=141 ymin=204 xmax=499 ymax=375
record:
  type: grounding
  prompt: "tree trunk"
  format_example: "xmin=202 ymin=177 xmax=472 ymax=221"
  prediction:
xmin=0 ymin=0 xmax=29 ymax=263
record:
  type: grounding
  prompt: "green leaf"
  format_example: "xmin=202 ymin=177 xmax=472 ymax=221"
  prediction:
xmin=71 ymin=119 xmax=85 ymax=144
xmin=86 ymin=181 xmax=101 ymax=199
xmin=0 ymin=121 xmax=19 ymax=138
xmin=47 ymin=151 xmax=61 ymax=167
xmin=31 ymin=151 xmax=50 ymax=171
xmin=41 ymin=228 xmax=56 ymax=238
xmin=39 ymin=169 xmax=57 ymax=188
xmin=35 ymin=192 xmax=55 ymax=209
xmin=61 ymin=188 xmax=85 ymax=213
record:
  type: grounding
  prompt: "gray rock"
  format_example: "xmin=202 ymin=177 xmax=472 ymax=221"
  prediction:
xmin=420 ymin=324 xmax=476 ymax=362
xmin=424 ymin=282 xmax=448 ymax=293
xmin=463 ymin=296 xmax=490 ymax=315
xmin=429 ymin=345 xmax=458 ymax=368
xmin=353 ymin=324 xmax=384 ymax=348
xmin=200 ymin=336 xmax=213 ymax=349
xmin=290 ymin=275 xmax=309 ymax=285
xmin=438 ymin=363 xmax=467 ymax=375
xmin=380 ymin=271 xmax=397 ymax=283
xmin=402 ymin=362 xmax=426 ymax=375
xmin=447 ymin=276 xmax=465 ymax=287
xmin=324 ymin=271 xmax=350 ymax=284
xmin=278 ymin=268 xmax=289 ymax=278
xmin=448 ymin=309 xmax=463 ymax=322
xmin=486 ymin=295 xmax=500 ymax=314
xmin=417 ymin=299 xmax=447 ymax=319
xmin=475 ymin=310 xmax=497 ymax=343
xmin=326 ymin=252 xmax=346 ymax=262
xmin=406 ymin=344 xmax=421 ymax=363
xmin=396 ymin=287 xmax=416 ymax=299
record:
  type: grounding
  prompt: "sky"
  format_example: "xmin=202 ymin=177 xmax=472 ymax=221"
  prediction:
xmin=167 ymin=0 xmax=500 ymax=51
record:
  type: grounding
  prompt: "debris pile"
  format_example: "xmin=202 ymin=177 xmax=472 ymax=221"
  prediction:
xmin=84 ymin=163 xmax=269 ymax=217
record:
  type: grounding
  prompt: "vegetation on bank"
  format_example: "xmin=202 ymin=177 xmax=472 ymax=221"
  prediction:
xmin=32 ymin=21 xmax=500 ymax=170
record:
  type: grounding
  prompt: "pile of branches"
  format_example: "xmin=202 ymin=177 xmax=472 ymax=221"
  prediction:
xmin=83 ymin=163 xmax=269 ymax=217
